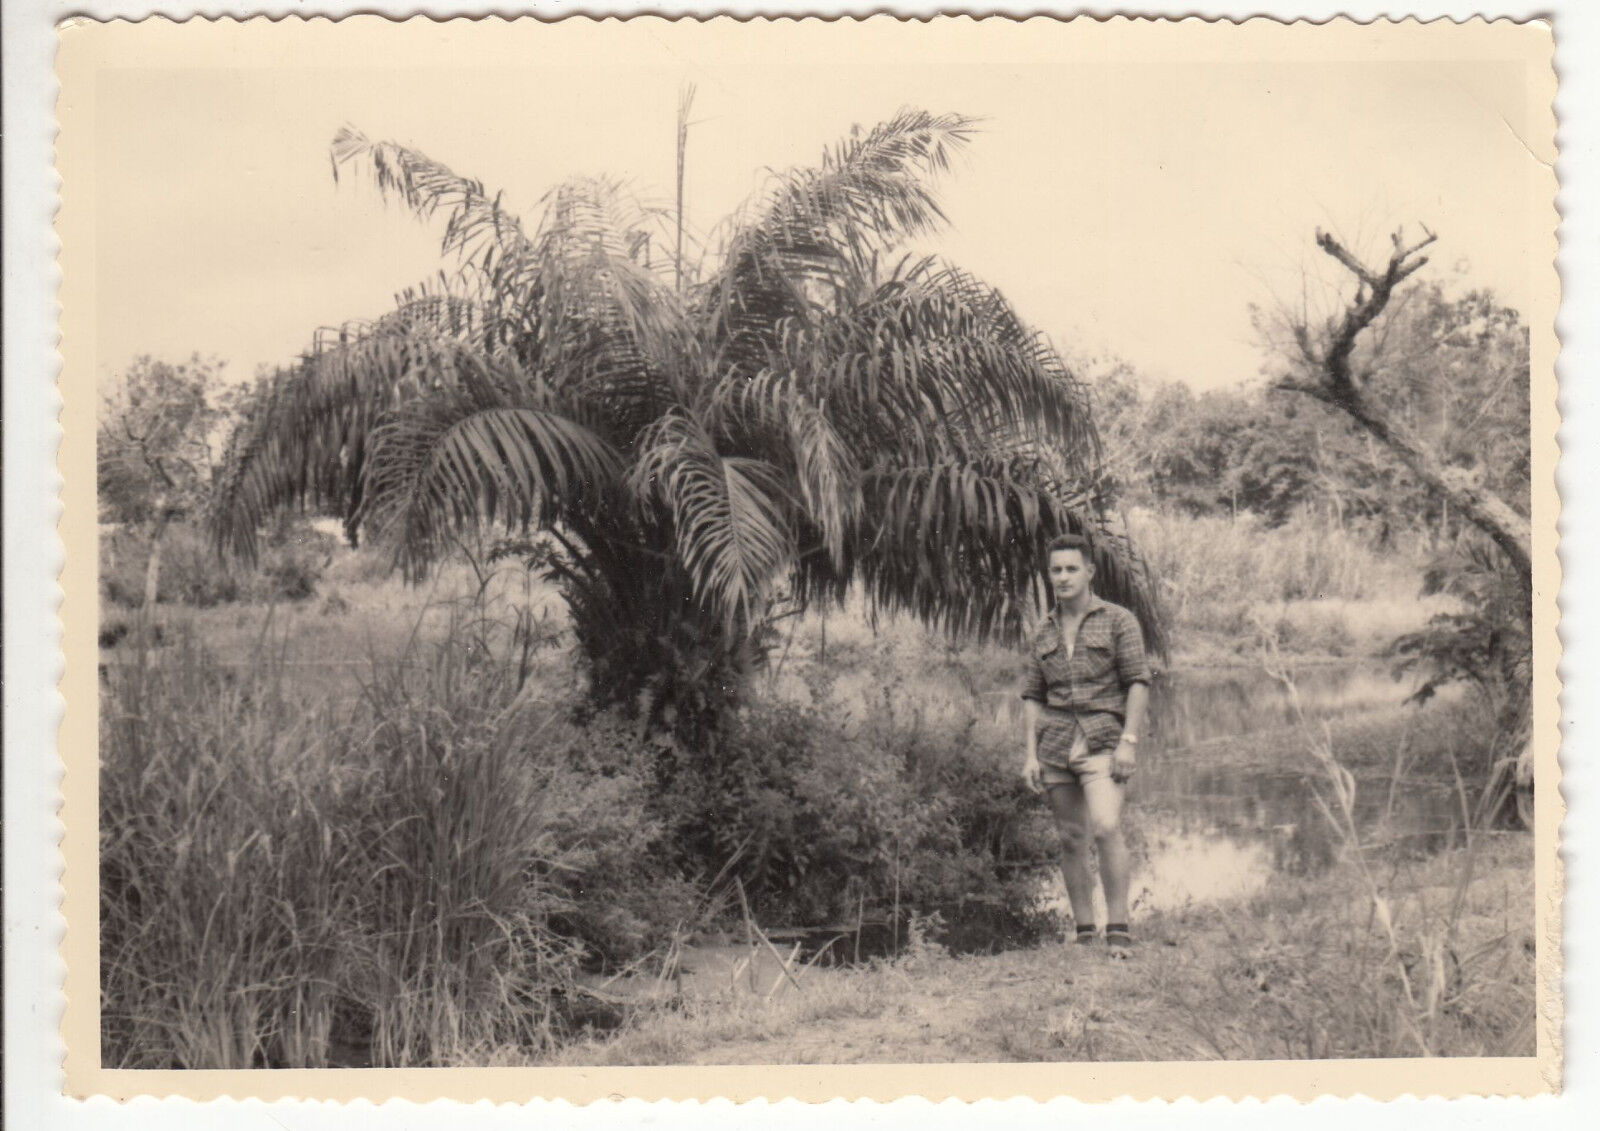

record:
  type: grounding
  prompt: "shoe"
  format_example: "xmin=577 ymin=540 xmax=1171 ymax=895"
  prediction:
xmin=1073 ymin=925 xmax=1098 ymax=946
xmin=1105 ymin=924 xmax=1134 ymax=958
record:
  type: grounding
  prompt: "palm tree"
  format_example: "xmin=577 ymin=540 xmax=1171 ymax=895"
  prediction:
xmin=215 ymin=108 xmax=1164 ymax=741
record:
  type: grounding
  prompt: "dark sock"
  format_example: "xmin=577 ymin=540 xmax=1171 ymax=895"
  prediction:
xmin=1105 ymin=923 xmax=1133 ymax=947
xmin=1074 ymin=924 xmax=1098 ymax=945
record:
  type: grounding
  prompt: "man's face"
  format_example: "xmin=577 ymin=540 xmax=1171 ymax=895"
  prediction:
xmin=1047 ymin=548 xmax=1094 ymax=604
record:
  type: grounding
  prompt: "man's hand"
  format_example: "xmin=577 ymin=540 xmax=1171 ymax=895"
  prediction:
xmin=1111 ymin=739 xmax=1138 ymax=784
xmin=1021 ymin=755 xmax=1043 ymax=795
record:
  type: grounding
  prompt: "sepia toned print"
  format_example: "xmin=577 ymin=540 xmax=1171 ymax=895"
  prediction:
xmin=56 ymin=14 xmax=1560 ymax=1102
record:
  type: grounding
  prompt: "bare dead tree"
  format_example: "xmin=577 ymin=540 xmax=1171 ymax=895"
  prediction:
xmin=1274 ymin=227 xmax=1532 ymax=584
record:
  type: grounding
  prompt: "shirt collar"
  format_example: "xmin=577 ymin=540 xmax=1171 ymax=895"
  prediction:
xmin=1053 ymin=593 xmax=1105 ymax=624
xmin=1043 ymin=593 xmax=1105 ymax=640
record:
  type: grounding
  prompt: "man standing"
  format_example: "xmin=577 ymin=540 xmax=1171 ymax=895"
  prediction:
xmin=1021 ymin=534 xmax=1152 ymax=955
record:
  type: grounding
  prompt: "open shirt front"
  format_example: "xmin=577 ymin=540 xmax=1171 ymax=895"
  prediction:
xmin=1020 ymin=595 xmax=1153 ymax=766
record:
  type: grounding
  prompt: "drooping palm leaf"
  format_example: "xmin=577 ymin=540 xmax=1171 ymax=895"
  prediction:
xmin=359 ymin=390 xmax=622 ymax=581
xmin=336 ymin=128 xmax=691 ymax=427
xmin=213 ymin=305 xmax=499 ymax=561
xmin=219 ymin=148 xmax=687 ymax=563
xmin=801 ymin=261 xmax=1095 ymax=462
xmin=845 ymin=459 xmax=1079 ymax=641
xmin=702 ymin=250 xmax=1124 ymax=632
xmin=332 ymin=126 xmax=539 ymax=292
xmin=807 ymin=456 xmax=1163 ymax=653
xmin=700 ymin=109 xmax=977 ymax=378
xmin=633 ymin=409 xmax=794 ymax=632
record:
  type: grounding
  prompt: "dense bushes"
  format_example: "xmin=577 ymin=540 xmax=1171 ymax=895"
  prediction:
xmin=101 ymin=596 xmax=1062 ymax=1066
xmin=99 ymin=520 xmax=337 ymax=610
xmin=655 ymin=664 xmax=1058 ymax=942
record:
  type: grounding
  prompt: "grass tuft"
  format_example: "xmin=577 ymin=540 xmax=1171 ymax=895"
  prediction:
xmin=99 ymin=605 xmax=692 ymax=1068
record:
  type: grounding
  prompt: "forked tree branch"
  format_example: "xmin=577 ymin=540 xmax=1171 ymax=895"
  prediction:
xmin=1275 ymin=227 xmax=1531 ymax=583
xmin=1309 ymin=226 xmax=1435 ymax=404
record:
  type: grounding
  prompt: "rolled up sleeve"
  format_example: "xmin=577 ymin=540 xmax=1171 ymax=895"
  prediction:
xmin=1114 ymin=609 xmax=1153 ymax=689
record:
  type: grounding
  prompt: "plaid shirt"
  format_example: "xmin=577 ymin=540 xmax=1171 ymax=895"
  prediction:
xmin=1020 ymin=596 xmax=1152 ymax=766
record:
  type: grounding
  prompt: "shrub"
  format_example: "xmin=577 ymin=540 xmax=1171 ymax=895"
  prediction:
xmin=654 ymin=676 xmax=1058 ymax=946
xmin=1390 ymin=537 xmax=1531 ymax=813
xmin=100 ymin=523 xmax=238 ymax=608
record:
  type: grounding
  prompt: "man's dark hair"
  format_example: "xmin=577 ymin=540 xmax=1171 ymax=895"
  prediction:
xmin=1045 ymin=533 xmax=1094 ymax=566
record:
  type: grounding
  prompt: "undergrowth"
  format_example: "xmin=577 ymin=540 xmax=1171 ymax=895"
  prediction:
xmin=99 ymin=606 xmax=694 ymax=1068
xmin=99 ymin=595 xmax=1061 ymax=1066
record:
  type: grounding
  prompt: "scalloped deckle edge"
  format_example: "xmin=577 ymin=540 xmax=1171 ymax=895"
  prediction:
xmin=53 ymin=10 xmax=1560 ymax=1104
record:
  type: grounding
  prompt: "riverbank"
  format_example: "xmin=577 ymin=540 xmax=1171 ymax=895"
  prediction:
xmin=100 ymin=537 xmax=1510 ymax=1068
xmin=532 ymin=831 xmax=1533 ymax=1066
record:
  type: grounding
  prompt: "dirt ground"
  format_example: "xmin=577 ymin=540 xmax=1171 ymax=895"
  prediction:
xmin=541 ymin=833 xmax=1535 ymax=1067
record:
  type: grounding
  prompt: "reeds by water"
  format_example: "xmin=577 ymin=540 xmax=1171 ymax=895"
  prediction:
xmin=1249 ymin=647 xmax=1535 ymax=1057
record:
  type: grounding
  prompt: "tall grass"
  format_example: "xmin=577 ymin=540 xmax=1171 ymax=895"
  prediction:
xmin=1131 ymin=509 xmax=1416 ymax=604
xmin=1224 ymin=649 xmax=1536 ymax=1057
xmin=99 ymin=607 xmax=693 ymax=1068
xmin=1125 ymin=509 xmax=1438 ymax=659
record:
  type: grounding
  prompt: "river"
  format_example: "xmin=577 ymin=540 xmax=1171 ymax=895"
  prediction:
xmin=1066 ymin=663 xmax=1467 ymax=918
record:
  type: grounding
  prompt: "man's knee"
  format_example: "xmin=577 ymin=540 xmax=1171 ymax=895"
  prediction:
xmin=1055 ymin=819 xmax=1090 ymax=853
xmin=1088 ymin=813 xmax=1121 ymax=843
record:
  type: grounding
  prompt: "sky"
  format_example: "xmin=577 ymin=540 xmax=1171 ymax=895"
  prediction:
xmin=79 ymin=18 xmax=1554 ymax=395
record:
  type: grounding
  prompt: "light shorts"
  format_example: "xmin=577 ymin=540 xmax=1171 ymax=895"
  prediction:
xmin=1039 ymin=731 xmax=1115 ymax=788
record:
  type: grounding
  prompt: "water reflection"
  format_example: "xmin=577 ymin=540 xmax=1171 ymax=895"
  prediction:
xmin=1137 ymin=829 xmax=1273 ymax=910
xmin=1038 ymin=822 xmax=1274 ymax=922
xmin=904 ymin=658 xmax=1463 ymax=917
xmin=1107 ymin=665 xmax=1466 ymax=910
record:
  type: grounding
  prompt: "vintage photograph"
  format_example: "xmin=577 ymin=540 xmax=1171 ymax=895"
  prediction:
xmin=56 ymin=14 xmax=1559 ymax=1101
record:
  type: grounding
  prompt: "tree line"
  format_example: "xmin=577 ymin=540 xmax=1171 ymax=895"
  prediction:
xmin=1092 ymin=277 xmax=1530 ymax=547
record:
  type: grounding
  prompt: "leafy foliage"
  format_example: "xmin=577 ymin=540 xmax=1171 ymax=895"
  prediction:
xmin=1389 ymin=538 xmax=1532 ymax=791
xmin=216 ymin=109 xmax=1163 ymax=737
xmin=1096 ymin=282 xmax=1528 ymax=540
xmin=99 ymin=519 xmax=335 ymax=609
xmin=98 ymin=354 xmax=230 ymax=525
xmin=653 ymin=684 xmax=1056 ymax=934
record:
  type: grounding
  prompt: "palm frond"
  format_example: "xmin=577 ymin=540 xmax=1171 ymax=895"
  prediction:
xmin=704 ymin=363 xmax=862 ymax=568
xmin=520 ymin=179 xmax=682 ymax=340
xmin=633 ymin=410 xmax=793 ymax=632
xmin=845 ymin=459 xmax=1072 ymax=641
xmin=834 ymin=261 xmax=1096 ymax=458
xmin=219 ymin=144 xmax=691 ymax=564
xmin=333 ymin=126 xmax=538 ymax=288
xmin=360 ymin=394 xmax=622 ymax=580
xmin=212 ymin=302 xmax=503 ymax=560
xmin=701 ymin=109 xmax=977 ymax=378
xmin=723 ymin=108 xmax=974 ymax=268
xmin=795 ymin=456 xmax=1164 ymax=654
xmin=334 ymin=129 xmax=689 ymax=399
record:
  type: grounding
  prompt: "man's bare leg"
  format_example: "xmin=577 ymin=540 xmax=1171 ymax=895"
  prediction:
xmin=1082 ymin=777 xmax=1131 ymax=939
xmin=1044 ymin=782 xmax=1097 ymax=933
